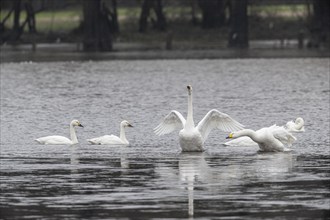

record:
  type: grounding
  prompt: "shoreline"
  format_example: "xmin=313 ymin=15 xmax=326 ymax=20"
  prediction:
xmin=1 ymin=43 xmax=329 ymax=63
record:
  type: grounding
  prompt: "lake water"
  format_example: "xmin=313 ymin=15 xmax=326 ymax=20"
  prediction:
xmin=1 ymin=59 xmax=329 ymax=219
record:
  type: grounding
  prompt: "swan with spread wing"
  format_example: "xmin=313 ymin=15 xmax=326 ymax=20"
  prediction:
xmin=224 ymin=117 xmax=305 ymax=147
xmin=154 ymin=85 xmax=244 ymax=152
xmin=225 ymin=125 xmax=297 ymax=152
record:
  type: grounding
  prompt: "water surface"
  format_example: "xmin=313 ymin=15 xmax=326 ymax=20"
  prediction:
xmin=1 ymin=59 xmax=329 ymax=219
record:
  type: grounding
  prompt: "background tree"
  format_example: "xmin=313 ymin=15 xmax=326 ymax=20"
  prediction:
xmin=13 ymin=0 xmax=21 ymax=33
xmin=309 ymin=0 xmax=330 ymax=47
xmin=228 ymin=0 xmax=248 ymax=48
xmin=139 ymin=0 xmax=166 ymax=33
xmin=1 ymin=0 xmax=36 ymax=43
xmin=11 ymin=0 xmax=22 ymax=40
xmin=190 ymin=0 xmax=198 ymax=25
xmin=83 ymin=0 xmax=113 ymax=51
xmin=25 ymin=0 xmax=37 ymax=33
xmin=198 ymin=0 xmax=227 ymax=29
xmin=102 ymin=0 xmax=119 ymax=34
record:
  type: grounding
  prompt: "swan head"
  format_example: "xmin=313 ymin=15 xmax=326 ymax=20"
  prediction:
xmin=187 ymin=85 xmax=192 ymax=95
xmin=71 ymin=120 xmax=84 ymax=127
xmin=121 ymin=120 xmax=133 ymax=128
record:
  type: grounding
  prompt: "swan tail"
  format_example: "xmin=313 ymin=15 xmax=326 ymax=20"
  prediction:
xmin=35 ymin=139 xmax=42 ymax=144
xmin=87 ymin=139 xmax=99 ymax=145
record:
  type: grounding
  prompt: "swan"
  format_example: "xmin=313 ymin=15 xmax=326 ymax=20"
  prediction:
xmin=285 ymin=117 xmax=305 ymax=132
xmin=87 ymin=120 xmax=133 ymax=145
xmin=35 ymin=120 xmax=83 ymax=145
xmin=225 ymin=125 xmax=296 ymax=152
xmin=224 ymin=117 xmax=305 ymax=147
xmin=154 ymin=85 xmax=244 ymax=152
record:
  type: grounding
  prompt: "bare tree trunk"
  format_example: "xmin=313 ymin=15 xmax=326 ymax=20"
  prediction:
xmin=1 ymin=7 xmax=13 ymax=41
xmin=8 ymin=0 xmax=23 ymax=41
xmin=13 ymin=0 xmax=21 ymax=32
xmin=111 ymin=0 xmax=119 ymax=33
xmin=139 ymin=0 xmax=152 ymax=33
xmin=139 ymin=0 xmax=166 ymax=33
xmin=1 ymin=7 xmax=14 ymax=26
xmin=198 ymin=0 xmax=225 ymax=29
xmin=309 ymin=0 xmax=330 ymax=48
xmin=83 ymin=0 xmax=112 ymax=52
xmin=228 ymin=0 xmax=248 ymax=48
xmin=190 ymin=0 xmax=198 ymax=25
xmin=101 ymin=0 xmax=119 ymax=34
xmin=153 ymin=0 xmax=166 ymax=31
xmin=25 ymin=0 xmax=36 ymax=33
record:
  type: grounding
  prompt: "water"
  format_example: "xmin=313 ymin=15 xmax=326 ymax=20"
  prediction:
xmin=1 ymin=59 xmax=329 ymax=219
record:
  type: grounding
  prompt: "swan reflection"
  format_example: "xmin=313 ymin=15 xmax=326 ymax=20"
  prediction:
xmin=70 ymin=145 xmax=80 ymax=166
xmin=179 ymin=152 xmax=209 ymax=217
xmin=177 ymin=151 xmax=294 ymax=217
xmin=120 ymin=157 xmax=130 ymax=169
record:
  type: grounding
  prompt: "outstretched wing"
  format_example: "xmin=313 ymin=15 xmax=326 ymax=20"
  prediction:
xmin=197 ymin=109 xmax=244 ymax=142
xmin=154 ymin=110 xmax=186 ymax=136
xmin=271 ymin=125 xmax=297 ymax=147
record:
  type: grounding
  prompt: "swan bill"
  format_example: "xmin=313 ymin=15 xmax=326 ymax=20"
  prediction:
xmin=226 ymin=133 xmax=234 ymax=139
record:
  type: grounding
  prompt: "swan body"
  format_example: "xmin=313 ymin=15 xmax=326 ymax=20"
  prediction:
xmin=179 ymin=128 xmax=204 ymax=151
xmin=224 ymin=117 xmax=305 ymax=147
xmin=226 ymin=125 xmax=296 ymax=152
xmin=154 ymin=85 xmax=244 ymax=152
xmin=87 ymin=120 xmax=133 ymax=145
xmin=35 ymin=120 xmax=83 ymax=145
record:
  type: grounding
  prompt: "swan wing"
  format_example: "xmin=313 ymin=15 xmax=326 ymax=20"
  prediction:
xmin=88 ymin=135 xmax=123 ymax=145
xmin=87 ymin=135 xmax=108 ymax=145
xmin=35 ymin=135 xmax=71 ymax=145
xmin=197 ymin=109 xmax=244 ymax=142
xmin=154 ymin=110 xmax=186 ymax=136
xmin=271 ymin=126 xmax=297 ymax=147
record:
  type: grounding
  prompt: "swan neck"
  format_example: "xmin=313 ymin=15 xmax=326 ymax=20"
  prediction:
xmin=120 ymin=125 xmax=128 ymax=143
xmin=70 ymin=124 xmax=78 ymax=144
xmin=235 ymin=129 xmax=259 ymax=142
xmin=186 ymin=90 xmax=195 ymax=129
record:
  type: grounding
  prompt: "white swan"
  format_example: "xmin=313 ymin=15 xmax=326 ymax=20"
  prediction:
xmin=35 ymin=120 xmax=83 ymax=145
xmin=225 ymin=125 xmax=296 ymax=152
xmin=224 ymin=117 xmax=305 ymax=147
xmin=285 ymin=117 xmax=305 ymax=132
xmin=154 ymin=85 xmax=244 ymax=152
xmin=87 ymin=120 xmax=133 ymax=145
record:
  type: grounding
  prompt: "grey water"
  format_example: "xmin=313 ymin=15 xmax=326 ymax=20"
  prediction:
xmin=0 ymin=59 xmax=329 ymax=219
